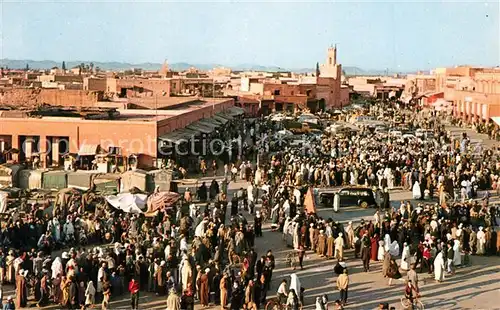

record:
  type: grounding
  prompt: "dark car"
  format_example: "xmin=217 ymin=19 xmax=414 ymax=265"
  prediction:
xmin=319 ymin=187 xmax=377 ymax=209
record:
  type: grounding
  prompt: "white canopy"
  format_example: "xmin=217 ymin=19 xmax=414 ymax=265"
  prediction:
xmin=105 ymin=193 xmax=148 ymax=214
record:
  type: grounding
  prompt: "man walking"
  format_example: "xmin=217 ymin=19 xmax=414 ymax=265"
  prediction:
xmin=129 ymin=278 xmax=140 ymax=310
xmin=446 ymin=242 xmax=454 ymax=275
xmin=336 ymin=269 xmax=349 ymax=306
xmin=360 ymin=232 xmax=371 ymax=272
xmin=407 ymin=264 xmax=419 ymax=294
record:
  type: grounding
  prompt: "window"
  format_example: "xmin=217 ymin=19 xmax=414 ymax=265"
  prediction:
xmin=274 ymin=89 xmax=281 ymax=95
xmin=357 ymin=190 xmax=371 ymax=197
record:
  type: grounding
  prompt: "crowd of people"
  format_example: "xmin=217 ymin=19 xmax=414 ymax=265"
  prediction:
xmin=0 ymin=101 xmax=499 ymax=310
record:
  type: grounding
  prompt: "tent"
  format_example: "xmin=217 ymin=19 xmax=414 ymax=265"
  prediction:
xmin=146 ymin=191 xmax=181 ymax=215
xmin=53 ymin=187 xmax=83 ymax=216
xmin=303 ymin=187 xmax=317 ymax=215
xmin=105 ymin=193 xmax=148 ymax=214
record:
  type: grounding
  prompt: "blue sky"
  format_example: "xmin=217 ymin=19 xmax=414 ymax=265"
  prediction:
xmin=1 ymin=0 xmax=498 ymax=71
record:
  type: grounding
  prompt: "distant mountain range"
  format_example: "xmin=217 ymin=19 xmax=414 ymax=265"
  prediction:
xmin=0 ymin=58 xmax=401 ymax=76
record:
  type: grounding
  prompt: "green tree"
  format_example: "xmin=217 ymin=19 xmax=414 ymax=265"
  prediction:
xmin=316 ymin=62 xmax=320 ymax=77
xmin=62 ymin=61 xmax=66 ymax=71
xmin=25 ymin=63 xmax=30 ymax=71
xmin=90 ymin=62 xmax=94 ymax=72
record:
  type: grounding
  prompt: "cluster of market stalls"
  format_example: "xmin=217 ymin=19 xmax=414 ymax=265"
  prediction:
xmin=0 ymin=163 xmax=180 ymax=215
xmin=157 ymin=106 xmax=245 ymax=168
xmin=51 ymin=187 xmax=181 ymax=218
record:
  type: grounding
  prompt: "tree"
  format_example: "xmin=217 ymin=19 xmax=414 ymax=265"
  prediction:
xmin=25 ymin=63 xmax=30 ymax=71
xmin=80 ymin=62 xmax=85 ymax=73
xmin=62 ymin=61 xmax=66 ymax=71
xmin=90 ymin=62 xmax=94 ymax=73
xmin=316 ymin=62 xmax=320 ymax=77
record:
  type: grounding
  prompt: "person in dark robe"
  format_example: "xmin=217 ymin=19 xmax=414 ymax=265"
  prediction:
xmin=68 ymin=277 xmax=78 ymax=309
xmin=231 ymin=194 xmax=238 ymax=216
xmin=182 ymin=283 xmax=195 ymax=310
xmin=257 ymin=274 xmax=267 ymax=308
xmin=247 ymin=248 xmax=257 ymax=278
xmin=15 ymin=270 xmax=28 ymax=308
xmin=370 ymin=234 xmax=380 ymax=261
xmin=382 ymin=190 xmax=390 ymax=209
xmin=37 ymin=272 xmax=50 ymax=307
xmin=360 ymin=233 xmax=371 ymax=272
xmin=200 ymin=269 xmax=210 ymax=307
xmin=254 ymin=212 xmax=263 ymax=237
xmin=256 ymin=256 xmax=265 ymax=282
xmin=209 ymin=180 xmax=220 ymax=201
xmin=230 ymin=282 xmax=243 ymax=310
xmin=211 ymin=269 xmax=221 ymax=305
xmin=197 ymin=183 xmax=208 ymax=202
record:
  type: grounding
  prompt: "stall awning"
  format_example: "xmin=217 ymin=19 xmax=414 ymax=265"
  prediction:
xmin=159 ymin=132 xmax=182 ymax=144
xmin=187 ymin=122 xmax=214 ymax=134
xmin=227 ymin=106 xmax=245 ymax=116
xmin=218 ymin=112 xmax=234 ymax=121
xmin=198 ymin=118 xmax=219 ymax=129
xmin=213 ymin=114 xmax=229 ymax=124
xmin=176 ymin=128 xmax=195 ymax=139
xmin=78 ymin=144 xmax=99 ymax=156
xmin=208 ymin=116 xmax=225 ymax=126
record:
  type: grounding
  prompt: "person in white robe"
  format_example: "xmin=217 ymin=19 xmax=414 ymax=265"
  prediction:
xmin=334 ymin=233 xmax=344 ymax=260
xmin=412 ymin=181 xmax=421 ymax=199
xmin=389 ymin=241 xmax=400 ymax=257
xmin=283 ymin=218 xmax=291 ymax=243
xmin=52 ymin=218 xmax=61 ymax=243
xmin=453 ymin=240 xmax=461 ymax=267
xmin=400 ymin=243 xmax=411 ymax=270
xmin=51 ymin=257 xmax=63 ymax=279
xmin=377 ymin=240 xmax=386 ymax=261
xmin=179 ymin=236 xmax=188 ymax=253
xmin=289 ymin=273 xmax=302 ymax=301
xmin=283 ymin=199 xmax=291 ymax=217
xmin=194 ymin=219 xmax=206 ymax=238
xmin=476 ymin=227 xmax=486 ymax=255
xmin=434 ymin=252 xmax=445 ymax=282
xmin=384 ymin=234 xmax=391 ymax=252
xmin=293 ymin=188 xmax=301 ymax=206
xmin=293 ymin=223 xmax=300 ymax=250
xmin=85 ymin=280 xmax=96 ymax=306
xmin=345 ymin=222 xmax=354 ymax=249
xmin=254 ymin=169 xmax=262 ymax=186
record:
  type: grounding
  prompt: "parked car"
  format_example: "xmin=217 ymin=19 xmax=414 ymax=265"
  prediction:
xmin=319 ymin=187 xmax=377 ymax=209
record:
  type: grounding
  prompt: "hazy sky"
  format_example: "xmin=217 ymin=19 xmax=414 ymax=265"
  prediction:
xmin=1 ymin=0 xmax=499 ymax=71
